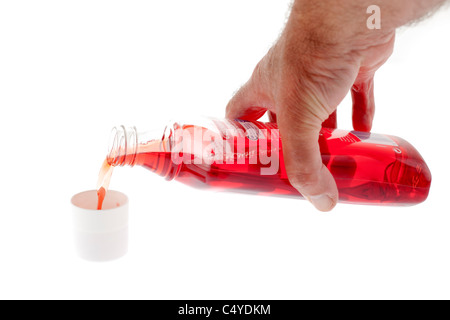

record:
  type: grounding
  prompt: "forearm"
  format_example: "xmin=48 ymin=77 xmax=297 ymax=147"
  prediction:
xmin=288 ymin=0 xmax=448 ymax=43
xmin=379 ymin=0 xmax=448 ymax=28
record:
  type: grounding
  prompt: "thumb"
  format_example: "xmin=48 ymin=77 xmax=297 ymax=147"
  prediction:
xmin=278 ymin=106 xmax=338 ymax=212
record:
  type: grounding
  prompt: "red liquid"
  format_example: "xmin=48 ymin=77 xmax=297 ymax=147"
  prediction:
xmin=97 ymin=187 xmax=106 ymax=210
xmin=97 ymin=159 xmax=114 ymax=210
xmin=117 ymin=121 xmax=431 ymax=206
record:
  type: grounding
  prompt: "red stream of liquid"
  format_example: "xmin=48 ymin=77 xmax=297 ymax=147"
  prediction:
xmin=97 ymin=159 xmax=113 ymax=210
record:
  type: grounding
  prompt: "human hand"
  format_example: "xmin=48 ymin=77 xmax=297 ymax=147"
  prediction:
xmin=226 ymin=1 xmax=396 ymax=211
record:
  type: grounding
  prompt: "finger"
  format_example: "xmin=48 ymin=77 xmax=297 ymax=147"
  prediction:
xmin=322 ymin=110 xmax=337 ymax=129
xmin=352 ymin=76 xmax=375 ymax=132
xmin=278 ymin=107 xmax=338 ymax=212
xmin=226 ymin=81 xmax=267 ymax=120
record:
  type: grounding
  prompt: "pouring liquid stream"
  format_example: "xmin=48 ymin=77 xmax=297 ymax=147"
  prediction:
xmin=97 ymin=159 xmax=114 ymax=210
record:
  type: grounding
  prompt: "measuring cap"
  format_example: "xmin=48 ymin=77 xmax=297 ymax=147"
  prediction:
xmin=71 ymin=190 xmax=129 ymax=262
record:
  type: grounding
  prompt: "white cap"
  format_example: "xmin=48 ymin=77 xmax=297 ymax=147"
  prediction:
xmin=71 ymin=190 xmax=129 ymax=262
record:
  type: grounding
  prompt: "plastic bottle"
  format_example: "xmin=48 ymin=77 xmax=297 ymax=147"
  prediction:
xmin=105 ymin=118 xmax=431 ymax=206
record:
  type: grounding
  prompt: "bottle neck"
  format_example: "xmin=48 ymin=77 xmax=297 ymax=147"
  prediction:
xmin=107 ymin=126 xmax=137 ymax=167
xmin=107 ymin=125 xmax=173 ymax=167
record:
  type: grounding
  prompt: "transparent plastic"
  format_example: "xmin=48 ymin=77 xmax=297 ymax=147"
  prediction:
xmin=106 ymin=118 xmax=431 ymax=206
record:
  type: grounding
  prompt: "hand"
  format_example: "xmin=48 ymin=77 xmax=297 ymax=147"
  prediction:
xmin=226 ymin=2 xmax=396 ymax=211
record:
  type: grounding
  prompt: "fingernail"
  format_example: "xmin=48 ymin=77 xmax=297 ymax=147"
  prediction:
xmin=305 ymin=194 xmax=335 ymax=212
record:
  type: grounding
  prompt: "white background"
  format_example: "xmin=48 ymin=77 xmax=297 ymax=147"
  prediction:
xmin=0 ymin=1 xmax=449 ymax=300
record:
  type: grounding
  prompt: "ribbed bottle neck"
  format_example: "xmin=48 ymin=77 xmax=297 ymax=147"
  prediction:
xmin=107 ymin=126 xmax=139 ymax=167
xmin=106 ymin=123 xmax=177 ymax=169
